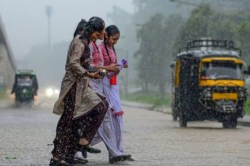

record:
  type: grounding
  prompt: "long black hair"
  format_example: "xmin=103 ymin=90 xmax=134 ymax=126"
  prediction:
xmin=80 ymin=16 xmax=105 ymax=41
xmin=104 ymin=25 xmax=120 ymax=63
xmin=73 ymin=19 xmax=87 ymax=38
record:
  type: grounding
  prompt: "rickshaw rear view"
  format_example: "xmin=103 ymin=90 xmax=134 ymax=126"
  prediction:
xmin=171 ymin=39 xmax=247 ymax=128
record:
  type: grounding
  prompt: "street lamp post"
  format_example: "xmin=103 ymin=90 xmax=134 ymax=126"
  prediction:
xmin=46 ymin=6 xmax=52 ymax=49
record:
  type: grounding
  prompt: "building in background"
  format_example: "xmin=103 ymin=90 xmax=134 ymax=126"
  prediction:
xmin=0 ymin=16 xmax=16 ymax=90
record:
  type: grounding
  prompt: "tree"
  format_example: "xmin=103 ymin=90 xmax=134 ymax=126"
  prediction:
xmin=135 ymin=14 xmax=165 ymax=92
xmin=135 ymin=14 xmax=183 ymax=96
xmin=174 ymin=4 xmax=212 ymax=50
xmin=174 ymin=3 xmax=250 ymax=61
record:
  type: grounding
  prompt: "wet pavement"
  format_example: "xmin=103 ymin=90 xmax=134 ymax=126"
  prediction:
xmin=0 ymin=100 xmax=250 ymax=166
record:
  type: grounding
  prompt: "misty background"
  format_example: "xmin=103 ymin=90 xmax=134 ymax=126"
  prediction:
xmin=1 ymin=0 xmax=250 ymax=98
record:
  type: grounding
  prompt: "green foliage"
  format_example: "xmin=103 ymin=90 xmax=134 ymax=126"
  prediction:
xmin=245 ymin=98 xmax=250 ymax=114
xmin=135 ymin=14 xmax=165 ymax=91
xmin=133 ymin=0 xmax=190 ymax=23
xmin=175 ymin=3 xmax=250 ymax=61
xmin=0 ymin=88 xmax=5 ymax=99
xmin=120 ymin=91 xmax=171 ymax=107
xmin=135 ymin=14 xmax=183 ymax=95
xmin=132 ymin=0 xmax=250 ymax=103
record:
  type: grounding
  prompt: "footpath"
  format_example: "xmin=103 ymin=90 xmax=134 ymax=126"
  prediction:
xmin=121 ymin=100 xmax=250 ymax=127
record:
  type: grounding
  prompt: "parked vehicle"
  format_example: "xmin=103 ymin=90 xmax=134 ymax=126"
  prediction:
xmin=11 ymin=70 xmax=38 ymax=107
xmin=171 ymin=39 xmax=248 ymax=128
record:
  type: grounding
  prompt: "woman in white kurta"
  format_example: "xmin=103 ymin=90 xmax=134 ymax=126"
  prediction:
xmin=98 ymin=25 xmax=133 ymax=163
xmin=89 ymin=36 xmax=131 ymax=164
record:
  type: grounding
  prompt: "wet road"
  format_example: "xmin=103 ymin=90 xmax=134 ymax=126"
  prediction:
xmin=0 ymin=101 xmax=250 ymax=166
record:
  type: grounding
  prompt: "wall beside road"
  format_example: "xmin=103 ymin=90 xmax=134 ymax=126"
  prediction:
xmin=0 ymin=16 xmax=16 ymax=90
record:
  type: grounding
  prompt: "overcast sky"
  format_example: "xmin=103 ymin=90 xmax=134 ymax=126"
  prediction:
xmin=0 ymin=0 xmax=134 ymax=59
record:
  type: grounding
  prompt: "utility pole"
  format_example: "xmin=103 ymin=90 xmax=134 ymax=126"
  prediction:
xmin=46 ymin=6 xmax=52 ymax=49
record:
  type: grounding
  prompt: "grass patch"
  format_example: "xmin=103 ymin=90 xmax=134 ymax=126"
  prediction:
xmin=120 ymin=91 xmax=171 ymax=107
xmin=245 ymin=98 xmax=250 ymax=114
xmin=0 ymin=89 xmax=5 ymax=100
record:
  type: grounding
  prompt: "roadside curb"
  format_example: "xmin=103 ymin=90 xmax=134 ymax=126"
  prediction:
xmin=121 ymin=100 xmax=250 ymax=127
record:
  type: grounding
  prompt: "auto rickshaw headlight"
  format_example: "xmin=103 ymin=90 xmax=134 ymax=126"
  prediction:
xmin=202 ymin=88 xmax=212 ymax=100
xmin=54 ymin=89 xmax=60 ymax=96
xmin=45 ymin=87 xmax=60 ymax=98
xmin=46 ymin=88 xmax=54 ymax=97
xmin=237 ymin=87 xmax=247 ymax=98
xmin=238 ymin=91 xmax=246 ymax=98
xmin=205 ymin=91 xmax=212 ymax=97
xmin=22 ymin=89 xmax=27 ymax=94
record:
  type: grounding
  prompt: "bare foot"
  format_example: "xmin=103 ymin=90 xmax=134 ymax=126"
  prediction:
xmin=79 ymin=138 xmax=89 ymax=146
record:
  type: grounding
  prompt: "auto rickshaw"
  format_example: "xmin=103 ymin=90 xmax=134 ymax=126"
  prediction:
xmin=171 ymin=39 xmax=247 ymax=128
xmin=11 ymin=70 xmax=38 ymax=107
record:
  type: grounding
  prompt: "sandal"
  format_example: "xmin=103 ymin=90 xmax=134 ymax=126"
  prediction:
xmin=76 ymin=144 xmax=88 ymax=158
xmin=49 ymin=158 xmax=72 ymax=166
xmin=109 ymin=154 xmax=132 ymax=164
xmin=49 ymin=158 xmax=60 ymax=166
xmin=66 ymin=158 xmax=88 ymax=165
xmin=85 ymin=146 xmax=101 ymax=153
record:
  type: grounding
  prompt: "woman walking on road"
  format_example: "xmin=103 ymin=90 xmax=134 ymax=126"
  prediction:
xmin=50 ymin=17 xmax=108 ymax=166
xmin=72 ymin=17 xmax=119 ymax=162
xmin=98 ymin=25 xmax=133 ymax=164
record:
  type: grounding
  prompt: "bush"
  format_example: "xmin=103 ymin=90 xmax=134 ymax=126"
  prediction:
xmin=245 ymin=98 xmax=250 ymax=114
xmin=120 ymin=91 xmax=171 ymax=107
xmin=0 ymin=89 xmax=5 ymax=99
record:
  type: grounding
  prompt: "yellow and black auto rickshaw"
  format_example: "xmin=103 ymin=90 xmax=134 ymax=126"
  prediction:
xmin=11 ymin=70 xmax=38 ymax=107
xmin=171 ymin=39 xmax=247 ymax=128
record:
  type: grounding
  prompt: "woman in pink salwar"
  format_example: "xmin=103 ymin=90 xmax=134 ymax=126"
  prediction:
xmin=98 ymin=25 xmax=133 ymax=164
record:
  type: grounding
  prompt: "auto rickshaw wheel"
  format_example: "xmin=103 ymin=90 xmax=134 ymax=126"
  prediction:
xmin=28 ymin=99 xmax=34 ymax=108
xmin=222 ymin=116 xmax=237 ymax=129
xmin=179 ymin=111 xmax=187 ymax=127
xmin=173 ymin=114 xmax=178 ymax=121
xmin=15 ymin=100 xmax=21 ymax=108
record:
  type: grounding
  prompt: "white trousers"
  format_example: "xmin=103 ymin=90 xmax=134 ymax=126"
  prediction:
xmin=91 ymin=111 xmax=124 ymax=158
xmin=90 ymin=78 xmax=124 ymax=158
